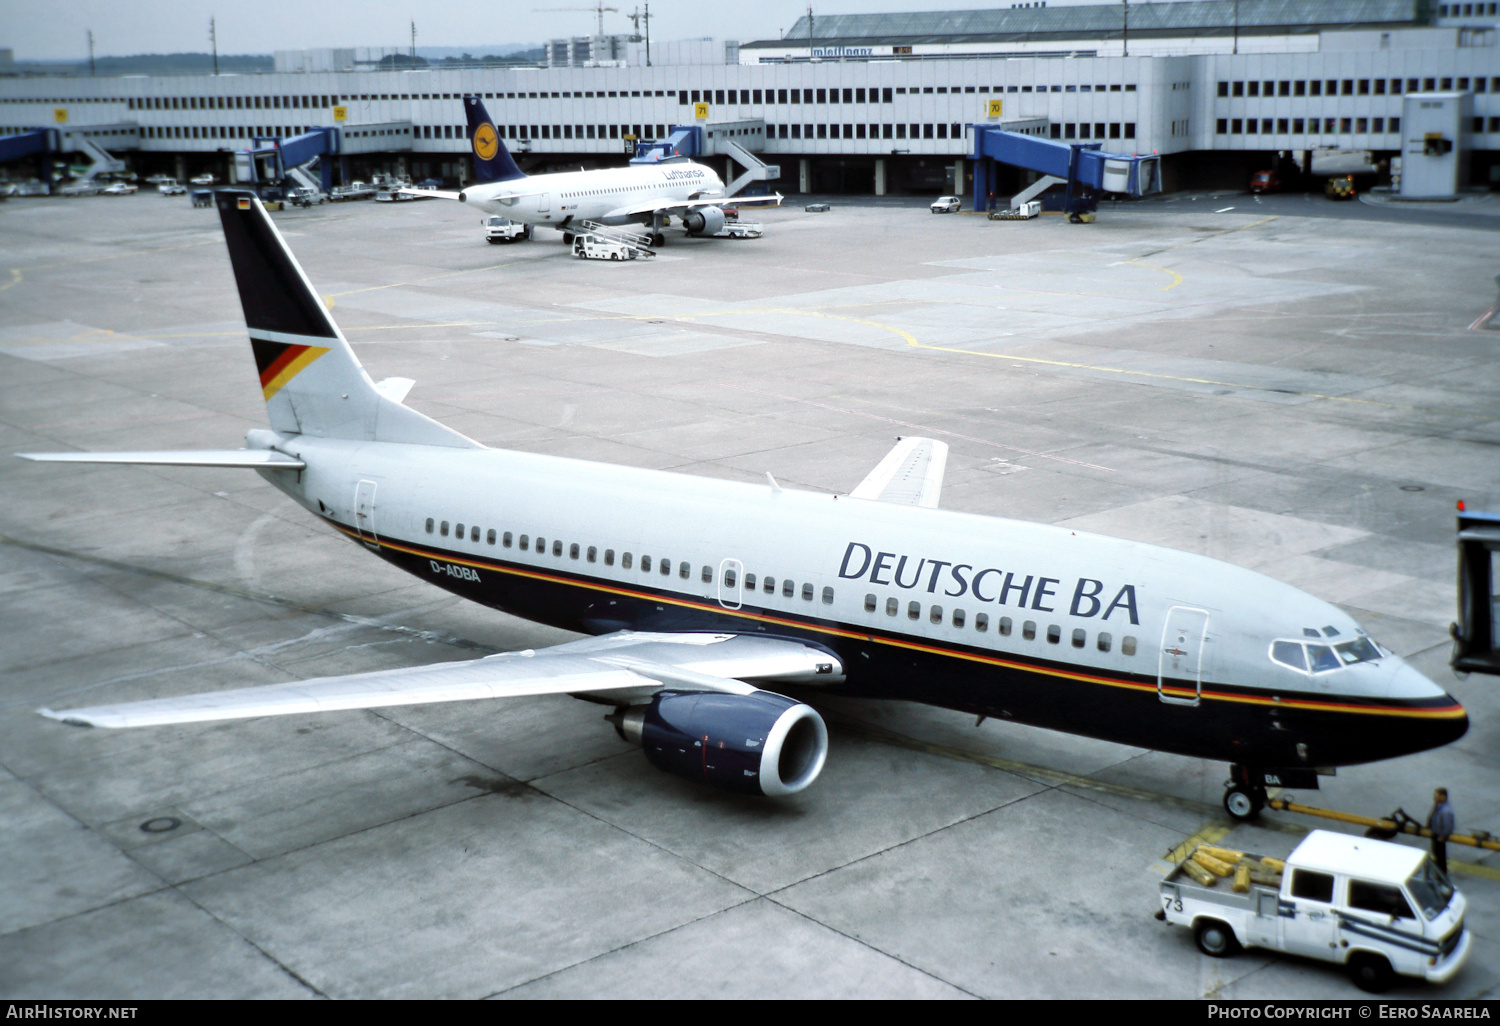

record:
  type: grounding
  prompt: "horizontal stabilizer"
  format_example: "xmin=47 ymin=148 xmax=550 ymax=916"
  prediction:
xmin=38 ymin=631 xmax=842 ymax=729
xmin=850 ymin=436 xmax=948 ymax=508
xmin=15 ymin=450 xmax=305 ymax=469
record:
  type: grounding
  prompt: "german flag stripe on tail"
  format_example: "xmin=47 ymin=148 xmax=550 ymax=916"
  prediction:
xmin=252 ymin=338 xmax=330 ymax=400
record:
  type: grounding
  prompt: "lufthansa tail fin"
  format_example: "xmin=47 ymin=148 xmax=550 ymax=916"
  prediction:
xmin=216 ymin=191 xmax=477 ymax=449
xmin=464 ymin=95 xmax=527 ymax=184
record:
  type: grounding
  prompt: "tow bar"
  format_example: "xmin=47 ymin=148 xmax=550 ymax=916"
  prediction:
xmin=1267 ymin=796 xmax=1500 ymax=852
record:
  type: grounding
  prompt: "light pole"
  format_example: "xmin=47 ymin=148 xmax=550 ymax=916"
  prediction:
xmin=1122 ymin=0 xmax=1128 ymax=57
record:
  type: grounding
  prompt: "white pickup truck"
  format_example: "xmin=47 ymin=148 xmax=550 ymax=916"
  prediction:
xmin=1159 ymin=830 xmax=1469 ymax=992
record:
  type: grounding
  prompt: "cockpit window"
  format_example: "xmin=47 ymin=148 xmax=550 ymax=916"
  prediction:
xmin=1307 ymin=644 xmax=1341 ymax=673
xmin=1271 ymin=641 xmax=1307 ymax=671
xmin=1335 ymin=637 xmax=1382 ymax=665
xmin=1271 ymin=636 xmax=1385 ymax=674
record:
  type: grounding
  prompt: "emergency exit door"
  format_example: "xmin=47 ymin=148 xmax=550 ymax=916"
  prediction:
xmin=1158 ymin=606 xmax=1209 ymax=706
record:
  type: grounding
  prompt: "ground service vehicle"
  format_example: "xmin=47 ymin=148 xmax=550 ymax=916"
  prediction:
xmin=1326 ymin=175 xmax=1357 ymax=200
xmin=1160 ymin=830 xmax=1469 ymax=992
xmin=1249 ymin=170 xmax=1282 ymax=193
xmin=484 ymin=216 xmax=528 ymax=243
xmin=931 ymin=195 xmax=962 ymax=213
xmin=158 ymin=182 xmax=186 ymax=196
xmin=573 ymin=233 xmax=636 ymax=260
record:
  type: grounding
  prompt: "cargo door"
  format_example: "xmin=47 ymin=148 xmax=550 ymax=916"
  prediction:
xmin=353 ymin=479 xmax=378 ymax=549
xmin=537 ymin=192 xmax=551 ymax=213
xmin=717 ymin=558 xmax=743 ymax=610
xmin=1158 ymin=606 xmax=1209 ymax=706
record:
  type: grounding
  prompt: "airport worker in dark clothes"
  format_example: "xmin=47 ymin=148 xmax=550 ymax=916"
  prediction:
xmin=1428 ymin=788 xmax=1455 ymax=875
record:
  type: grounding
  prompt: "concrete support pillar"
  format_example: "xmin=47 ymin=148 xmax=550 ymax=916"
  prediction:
xmin=874 ymin=158 xmax=887 ymax=196
xmin=726 ymin=157 xmax=734 ymax=184
xmin=798 ymin=158 xmax=810 ymax=194
xmin=174 ymin=153 xmax=186 ymax=184
xmin=953 ymin=158 xmax=965 ymax=197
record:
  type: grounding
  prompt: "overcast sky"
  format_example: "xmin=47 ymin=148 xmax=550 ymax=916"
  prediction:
xmin=2 ymin=0 xmax=1115 ymax=60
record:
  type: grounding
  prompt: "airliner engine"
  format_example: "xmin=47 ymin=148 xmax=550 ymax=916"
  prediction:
xmin=682 ymin=206 xmax=726 ymax=236
xmin=609 ymin=689 xmax=828 ymax=796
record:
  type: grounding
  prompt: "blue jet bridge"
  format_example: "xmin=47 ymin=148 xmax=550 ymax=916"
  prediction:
xmin=970 ymin=124 xmax=1161 ymax=220
xmin=0 ymin=128 xmax=61 ymax=192
xmin=235 ymin=127 xmax=339 ymax=195
xmin=632 ymin=125 xmax=702 ymax=163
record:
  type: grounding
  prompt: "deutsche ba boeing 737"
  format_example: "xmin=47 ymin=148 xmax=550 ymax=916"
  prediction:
xmin=405 ymin=95 xmax=782 ymax=247
xmin=20 ymin=193 xmax=1467 ymax=819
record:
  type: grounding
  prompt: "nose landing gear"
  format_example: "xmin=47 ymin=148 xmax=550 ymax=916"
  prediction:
xmin=1224 ymin=764 xmax=1267 ymax=821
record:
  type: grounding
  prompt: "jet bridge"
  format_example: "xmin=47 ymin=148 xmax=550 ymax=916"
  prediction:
xmin=970 ymin=124 xmax=1160 ymax=221
xmin=632 ymin=120 xmax=779 ymax=198
xmin=233 ymin=127 xmax=341 ymax=195
xmin=0 ymin=128 xmax=60 ymax=191
xmin=1453 ymin=503 xmax=1500 ymax=677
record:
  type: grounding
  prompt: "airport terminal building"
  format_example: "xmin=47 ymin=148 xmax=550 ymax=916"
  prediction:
xmin=1 ymin=0 xmax=1497 ymax=194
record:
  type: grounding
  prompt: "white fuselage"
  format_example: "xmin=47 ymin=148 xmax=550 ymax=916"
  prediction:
xmin=460 ymin=162 xmax=726 ymax=227
xmin=257 ymin=435 xmax=1450 ymax=724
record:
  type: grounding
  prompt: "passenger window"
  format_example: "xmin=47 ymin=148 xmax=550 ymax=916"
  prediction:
xmin=975 ymin=612 xmax=988 ymax=632
xmin=1023 ymin=621 xmax=1037 ymax=641
xmin=641 ymin=555 xmax=652 ymax=572
xmin=1072 ymin=628 xmax=1086 ymax=648
xmin=569 ymin=543 xmax=579 ymax=559
xmin=1348 ymin=880 xmax=1415 ymax=920
xmin=622 ymin=553 xmax=632 ymax=569
xmin=763 ymin=577 xmax=774 ymax=593
xmin=487 ymin=529 xmax=496 ymax=545
xmin=441 ymin=521 xmax=450 ymax=537
xmin=783 ymin=580 xmax=794 ymax=598
xmin=724 ymin=568 xmax=736 ymax=587
xmin=701 ymin=565 xmax=711 ymax=582
xmin=679 ymin=563 xmax=690 ymax=579
xmin=472 ymin=526 xmax=480 ymax=542
xmin=999 ymin=616 xmax=1012 ymax=637
xmin=908 ymin=601 xmax=921 ymax=620
xmin=865 ymin=593 xmax=877 ymax=612
xmin=745 ymin=573 xmax=757 ymax=590
xmin=456 ymin=523 xmax=465 ymax=538
xmin=552 ymin=540 xmax=562 ymax=557
xmin=1307 ymin=645 xmax=1340 ymax=673
xmin=821 ymin=586 xmax=833 ymax=605
xmin=952 ymin=608 xmax=965 ymax=628
xmin=1290 ymin=870 xmax=1335 ymax=904
xmin=1047 ymin=624 xmax=1060 ymax=644
xmin=1271 ymin=640 xmax=1307 ymax=672
xmin=535 ymin=536 xmax=545 ymax=552
xmin=802 ymin=583 xmax=813 ymax=601
xmin=587 ymin=546 xmax=597 ymax=562
xmin=660 ymin=560 xmax=671 ymax=576
xmin=1122 ymin=636 xmax=1137 ymax=656
xmin=503 ymin=531 xmax=513 ymax=547
xmin=1097 ymin=632 xmax=1112 ymax=653
xmin=425 ymin=518 xmax=434 ymax=533
xmin=925 ymin=605 xmax=940 ymax=624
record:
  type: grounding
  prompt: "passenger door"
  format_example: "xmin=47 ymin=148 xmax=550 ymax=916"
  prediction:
xmin=1158 ymin=605 xmax=1209 ymax=706
xmin=353 ymin=479 xmax=378 ymax=549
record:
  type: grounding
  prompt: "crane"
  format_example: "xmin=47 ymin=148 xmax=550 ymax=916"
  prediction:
xmin=534 ymin=2 xmax=619 ymax=36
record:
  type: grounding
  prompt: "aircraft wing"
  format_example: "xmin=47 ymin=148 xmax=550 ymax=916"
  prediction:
xmin=38 ymin=631 xmax=841 ymax=729
xmin=849 ymin=436 xmax=949 ymax=509
xmin=397 ymin=188 xmax=464 ymax=201
xmin=606 ymin=192 xmax=785 ymax=220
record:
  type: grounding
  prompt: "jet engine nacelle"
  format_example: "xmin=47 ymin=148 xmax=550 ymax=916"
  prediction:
xmin=612 ymin=689 xmax=828 ymax=796
xmin=682 ymin=206 xmax=726 ymax=236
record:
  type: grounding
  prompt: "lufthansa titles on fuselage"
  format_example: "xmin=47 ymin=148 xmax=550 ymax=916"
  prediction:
xmin=837 ymin=541 xmax=1140 ymax=624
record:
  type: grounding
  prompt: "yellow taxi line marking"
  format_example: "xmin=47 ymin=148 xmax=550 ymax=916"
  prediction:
xmin=1163 ymin=822 xmax=1233 ymax=866
xmin=0 ymin=268 xmax=21 ymax=292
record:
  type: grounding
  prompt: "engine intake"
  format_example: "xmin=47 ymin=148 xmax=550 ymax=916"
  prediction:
xmin=611 ymin=690 xmax=827 ymax=796
xmin=682 ymin=206 xmax=726 ymax=237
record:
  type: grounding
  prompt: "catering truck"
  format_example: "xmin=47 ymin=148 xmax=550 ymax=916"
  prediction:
xmin=1158 ymin=830 xmax=1469 ymax=992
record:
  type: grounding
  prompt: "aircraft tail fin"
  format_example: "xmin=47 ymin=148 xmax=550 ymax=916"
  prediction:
xmin=463 ymin=95 xmax=526 ymax=184
xmin=216 ymin=191 xmax=477 ymax=449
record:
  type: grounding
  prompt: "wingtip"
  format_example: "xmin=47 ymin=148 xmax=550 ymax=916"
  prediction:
xmin=38 ymin=708 xmax=95 ymax=728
